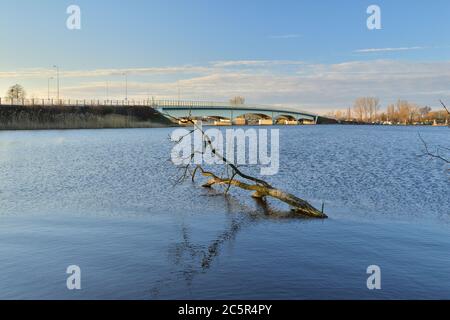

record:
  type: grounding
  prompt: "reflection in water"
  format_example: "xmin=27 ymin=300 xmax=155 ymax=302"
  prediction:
xmin=2 ymin=127 xmax=449 ymax=299
xmin=150 ymin=188 xmax=315 ymax=298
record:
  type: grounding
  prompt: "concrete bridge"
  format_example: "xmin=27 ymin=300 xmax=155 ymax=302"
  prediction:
xmin=155 ymin=100 xmax=319 ymax=125
xmin=0 ymin=98 xmax=320 ymax=125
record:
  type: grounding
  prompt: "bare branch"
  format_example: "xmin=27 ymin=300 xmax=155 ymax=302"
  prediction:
xmin=419 ymin=133 xmax=450 ymax=164
xmin=439 ymin=100 xmax=450 ymax=115
xmin=166 ymin=111 xmax=327 ymax=218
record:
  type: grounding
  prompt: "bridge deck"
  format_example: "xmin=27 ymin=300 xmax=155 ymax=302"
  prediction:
xmin=0 ymin=98 xmax=317 ymax=121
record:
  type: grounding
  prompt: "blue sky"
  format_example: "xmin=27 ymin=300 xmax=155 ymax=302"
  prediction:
xmin=1 ymin=0 xmax=450 ymax=113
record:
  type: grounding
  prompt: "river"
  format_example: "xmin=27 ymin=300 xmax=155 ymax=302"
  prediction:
xmin=0 ymin=125 xmax=449 ymax=299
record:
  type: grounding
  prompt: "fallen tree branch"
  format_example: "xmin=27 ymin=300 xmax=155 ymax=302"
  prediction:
xmin=197 ymin=167 xmax=326 ymax=218
xmin=165 ymin=112 xmax=327 ymax=218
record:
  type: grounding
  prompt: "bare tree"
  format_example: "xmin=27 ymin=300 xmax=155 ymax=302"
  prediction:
xmin=166 ymin=113 xmax=327 ymax=218
xmin=6 ymin=84 xmax=26 ymax=100
xmin=331 ymin=100 xmax=444 ymax=124
xmin=386 ymin=104 xmax=396 ymax=122
xmin=368 ymin=97 xmax=380 ymax=122
xmin=353 ymin=98 xmax=365 ymax=121
xmin=346 ymin=107 xmax=352 ymax=121
xmin=352 ymin=97 xmax=379 ymax=122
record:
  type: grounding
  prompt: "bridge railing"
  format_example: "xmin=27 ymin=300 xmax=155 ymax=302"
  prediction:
xmin=0 ymin=97 xmax=159 ymax=107
xmin=155 ymin=100 xmax=318 ymax=117
xmin=0 ymin=98 xmax=239 ymax=107
xmin=153 ymin=100 xmax=317 ymax=116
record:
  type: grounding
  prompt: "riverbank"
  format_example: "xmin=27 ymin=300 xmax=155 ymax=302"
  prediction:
xmin=0 ymin=105 xmax=175 ymax=130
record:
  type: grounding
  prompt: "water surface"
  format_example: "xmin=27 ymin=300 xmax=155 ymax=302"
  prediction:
xmin=0 ymin=126 xmax=449 ymax=299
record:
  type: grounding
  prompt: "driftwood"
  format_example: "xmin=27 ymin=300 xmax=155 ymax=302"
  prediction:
xmin=199 ymin=168 xmax=326 ymax=218
xmin=167 ymin=114 xmax=327 ymax=219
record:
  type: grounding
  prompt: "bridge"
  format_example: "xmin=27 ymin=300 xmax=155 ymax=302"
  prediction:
xmin=0 ymin=98 xmax=319 ymax=125
xmin=155 ymin=100 xmax=319 ymax=125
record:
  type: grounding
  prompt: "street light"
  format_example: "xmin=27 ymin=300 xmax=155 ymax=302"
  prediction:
xmin=123 ymin=72 xmax=128 ymax=102
xmin=47 ymin=77 xmax=54 ymax=100
xmin=53 ymin=65 xmax=60 ymax=102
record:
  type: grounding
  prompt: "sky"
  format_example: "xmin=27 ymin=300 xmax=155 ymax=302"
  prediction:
xmin=0 ymin=0 xmax=450 ymax=114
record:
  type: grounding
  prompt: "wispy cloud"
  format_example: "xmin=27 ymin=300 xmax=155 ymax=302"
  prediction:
xmin=0 ymin=61 xmax=307 ymax=79
xmin=268 ymin=34 xmax=301 ymax=39
xmin=211 ymin=60 xmax=304 ymax=68
xmin=0 ymin=66 xmax=210 ymax=79
xmin=355 ymin=46 xmax=427 ymax=53
xmin=3 ymin=59 xmax=450 ymax=113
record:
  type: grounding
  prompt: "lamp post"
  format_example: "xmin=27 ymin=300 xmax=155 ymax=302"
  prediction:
xmin=123 ymin=72 xmax=128 ymax=102
xmin=47 ymin=77 xmax=54 ymax=100
xmin=53 ymin=65 xmax=60 ymax=102
xmin=106 ymin=81 xmax=109 ymax=102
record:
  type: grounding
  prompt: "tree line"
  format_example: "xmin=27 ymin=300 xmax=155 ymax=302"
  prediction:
xmin=327 ymin=97 xmax=449 ymax=125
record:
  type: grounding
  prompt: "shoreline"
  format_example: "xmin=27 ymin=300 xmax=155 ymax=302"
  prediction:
xmin=0 ymin=104 xmax=175 ymax=130
xmin=1 ymin=124 xmax=448 ymax=131
xmin=0 ymin=104 xmax=447 ymax=130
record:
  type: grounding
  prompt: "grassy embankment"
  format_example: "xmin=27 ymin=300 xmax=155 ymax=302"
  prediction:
xmin=0 ymin=105 xmax=175 ymax=130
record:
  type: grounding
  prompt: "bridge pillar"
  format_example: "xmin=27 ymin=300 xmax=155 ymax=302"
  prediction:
xmin=233 ymin=118 xmax=247 ymax=126
xmin=259 ymin=119 xmax=273 ymax=126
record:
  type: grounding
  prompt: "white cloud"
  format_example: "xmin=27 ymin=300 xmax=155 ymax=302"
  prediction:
xmin=355 ymin=46 xmax=426 ymax=53
xmin=210 ymin=60 xmax=304 ymax=68
xmin=2 ymin=59 xmax=450 ymax=113
xmin=0 ymin=66 xmax=211 ymax=79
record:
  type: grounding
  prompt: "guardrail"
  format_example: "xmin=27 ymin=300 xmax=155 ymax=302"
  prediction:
xmin=0 ymin=97 xmax=158 ymax=107
xmin=0 ymin=98 xmax=242 ymax=108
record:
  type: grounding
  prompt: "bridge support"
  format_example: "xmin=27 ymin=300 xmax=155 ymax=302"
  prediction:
xmin=159 ymin=101 xmax=318 ymax=126
xmin=258 ymin=119 xmax=273 ymax=126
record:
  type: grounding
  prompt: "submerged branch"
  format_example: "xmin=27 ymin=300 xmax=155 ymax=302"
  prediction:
xmin=166 ymin=112 xmax=327 ymax=219
xmin=199 ymin=168 xmax=327 ymax=218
